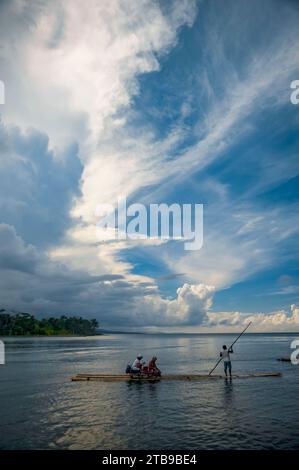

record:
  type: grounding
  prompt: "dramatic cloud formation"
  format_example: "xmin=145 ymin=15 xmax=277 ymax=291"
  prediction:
xmin=1 ymin=219 xmax=299 ymax=330
xmin=0 ymin=221 xmax=215 ymax=326
xmin=0 ymin=0 xmax=299 ymax=330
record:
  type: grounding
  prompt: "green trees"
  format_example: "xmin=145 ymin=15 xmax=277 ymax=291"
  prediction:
xmin=0 ymin=311 xmax=99 ymax=336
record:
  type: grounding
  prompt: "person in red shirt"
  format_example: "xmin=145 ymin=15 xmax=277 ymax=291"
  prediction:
xmin=148 ymin=356 xmax=161 ymax=375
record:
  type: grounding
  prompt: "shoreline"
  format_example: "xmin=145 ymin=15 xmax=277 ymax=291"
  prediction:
xmin=0 ymin=333 xmax=103 ymax=338
xmin=1 ymin=331 xmax=298 ymax=338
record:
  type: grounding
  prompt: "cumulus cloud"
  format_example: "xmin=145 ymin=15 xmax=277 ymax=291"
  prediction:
xmin=139 ymin=283 xmax=216 ymax=326
xmin=245 ymin=305 xmax=299 ymax=330
xmin=208 ymin=304 xmax=299 ymax=332
xmin=1 ymin=221 xmax=298 ymax=330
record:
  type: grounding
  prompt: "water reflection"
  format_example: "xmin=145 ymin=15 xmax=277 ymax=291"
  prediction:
xmin=1 ymin=334 xmax=299 ymax=449
xmin=223 ymin=377 xmax=234 ymax=407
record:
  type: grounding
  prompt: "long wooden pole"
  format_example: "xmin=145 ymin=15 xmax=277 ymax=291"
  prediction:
xmin=208 ymin=321 xmax=252 ymax=376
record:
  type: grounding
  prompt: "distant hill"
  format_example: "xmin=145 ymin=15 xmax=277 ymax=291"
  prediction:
xmin=0 ymin=309 xmax=100 ymax=336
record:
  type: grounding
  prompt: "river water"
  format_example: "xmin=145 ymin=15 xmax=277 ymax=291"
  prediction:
xmin=0 ymin=333 xmax=298 ymax=449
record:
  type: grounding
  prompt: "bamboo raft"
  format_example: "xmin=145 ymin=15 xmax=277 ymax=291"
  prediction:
xmin=71 ymin=372 xmax=281 ymax=382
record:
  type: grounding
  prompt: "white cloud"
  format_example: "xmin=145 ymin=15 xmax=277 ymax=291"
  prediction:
xmin=0 ymin=0 xmax=199 ymax=318
xmin=0 ymin=0 xmax=197 ymax=272
xmin=139 ymin=283 xmax=215 ymax=326
xmin=208 ymin=304 xmax=299 ymax=332
xmin=1 ymin=221 xmax=298 ymax=331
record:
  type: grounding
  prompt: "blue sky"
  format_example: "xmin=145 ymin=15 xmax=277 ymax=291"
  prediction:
xmin=0 ymin=0 xmax=299 ymax=331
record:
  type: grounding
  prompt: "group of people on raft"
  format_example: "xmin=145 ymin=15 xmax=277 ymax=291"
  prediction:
xmin=126 ymin=354 xmax=161 ymax=377
xmin=126 ymin=345 xmax=234 ymax=378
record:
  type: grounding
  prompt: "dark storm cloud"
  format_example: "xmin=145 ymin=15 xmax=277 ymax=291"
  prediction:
xmin=0 ymin=123 xmax=82 ymax=247
xmin=0 ymin=223 xmax=155 ymax=323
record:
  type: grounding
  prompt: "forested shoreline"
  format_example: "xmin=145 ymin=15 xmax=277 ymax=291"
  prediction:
xmin=0 ymin=311 xmax=99 ymax=336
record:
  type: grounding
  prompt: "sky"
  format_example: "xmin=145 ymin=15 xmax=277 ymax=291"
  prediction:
xmin=0 ymin=0 xmax=299 ymax=332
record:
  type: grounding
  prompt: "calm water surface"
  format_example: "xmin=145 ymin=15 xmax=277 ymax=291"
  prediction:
xmin=0 ymin=333 xmax=298 ymax=449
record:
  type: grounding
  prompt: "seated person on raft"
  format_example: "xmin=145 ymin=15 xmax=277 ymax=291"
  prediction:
xmin=131 ymin=354 xmax=145 ymax=373
xmin=220 ymin=345 xmax=233 ymax=377
xmin=147 ymin=356 xmax=161 ymax=375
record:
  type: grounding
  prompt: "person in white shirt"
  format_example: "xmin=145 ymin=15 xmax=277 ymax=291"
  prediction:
xmin=131 ymin=355 xmax=145 ymax=373
xmin=220 ymin=345 xmax=233 ymax=377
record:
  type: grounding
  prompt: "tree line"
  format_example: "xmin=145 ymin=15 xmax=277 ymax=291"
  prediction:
xmin=0 ymin=311 xmax=99 ymax=336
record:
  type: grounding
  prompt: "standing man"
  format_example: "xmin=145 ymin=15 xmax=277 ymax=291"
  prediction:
xmin=220 ymin=345 xmax=233 ymax=378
